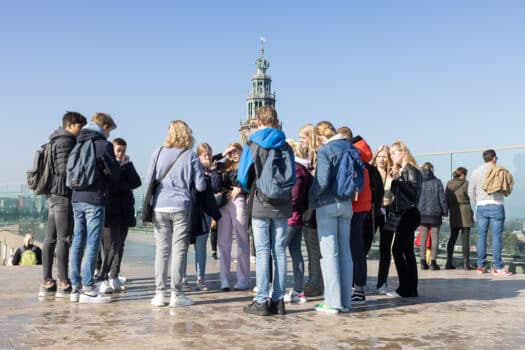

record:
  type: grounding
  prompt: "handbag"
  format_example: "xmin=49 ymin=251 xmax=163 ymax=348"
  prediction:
xmin=141 ymin=148 xmax=187 ymax=223
xmin=383 ymin=210 xmax=404 ymax=233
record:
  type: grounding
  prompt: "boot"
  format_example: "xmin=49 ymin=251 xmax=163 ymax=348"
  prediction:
xmin=463 ymin=258 xmax=472 ymax=270
xmin=445 ymin=257 xmax=456 ymax=269
xmin=429 ymin=260 xmax=440 ymax=270
xmin=420 ymin=259 xmax=429 ymax=270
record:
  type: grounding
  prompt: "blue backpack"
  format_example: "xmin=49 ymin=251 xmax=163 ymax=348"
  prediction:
xmin=66 ymin=140 xmax=99 ymax=190
xmin=248 ymin=141 xmax=296 ymax=203
xmin=335 ymin=146 xmax=365 ymax=198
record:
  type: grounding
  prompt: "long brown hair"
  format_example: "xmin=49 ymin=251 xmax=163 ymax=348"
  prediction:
xmin=224 ymin=142 xmax=242 ymax=172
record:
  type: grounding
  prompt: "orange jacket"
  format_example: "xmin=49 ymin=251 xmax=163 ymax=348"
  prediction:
xmin=352 ymin=137 xmax=373 ymax=213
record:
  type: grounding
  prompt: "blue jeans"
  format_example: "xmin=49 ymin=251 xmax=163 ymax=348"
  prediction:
xmin=287 ymin=225 xmax=304 ymax=292
xmin=316 ymin=200 xmax=353 ymax=309
xmin=252 ymin=217 xmax=288 ymax=303
xmin=69 ymin=202 xmax=105 ymax=289
xmin=476 ymin=205 xmax=505 ymax=269
xmin=194 ymin=233 xmax=209 ymax=278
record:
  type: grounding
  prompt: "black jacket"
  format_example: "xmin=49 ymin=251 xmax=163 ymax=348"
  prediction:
xmin=391 ymin=164 xmax=422 ymax=214
xmin=49 ymin=128 xmax=76 ymax=197
xmin=71 ymin=126 xmax=120 ymax=205
xmin=12 ymin=245 xmax=42 ymax=265
xmin=367 ymin=163 xmax=385 ymax=217
xmin=105 ymin=161 xmax=142 ymax=227
xmin=189 ymin=174 xmax=222 ymax=244
xmin=418 ymin=168 xmax=448 ymax=225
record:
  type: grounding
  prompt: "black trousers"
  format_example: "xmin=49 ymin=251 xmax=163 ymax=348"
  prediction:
xmin=43 ymin=195 xmax=73 ymax=283
xmin=447 ymin=227 xmax=471 ymax=262
xmin=363 ymin=211 xmax=393 ymax=288
xmin=101 ymin=224 xmax=129 ymax=279
xmin=392 ymin=208 xmax=420 ymax=297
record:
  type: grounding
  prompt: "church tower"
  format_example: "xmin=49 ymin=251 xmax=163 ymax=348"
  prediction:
xmin=239 ymin=38 xmax=276 ymax=144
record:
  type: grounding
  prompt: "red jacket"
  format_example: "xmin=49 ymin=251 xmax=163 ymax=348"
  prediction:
xmin=352 ymin=137 xmax=373 ymax=213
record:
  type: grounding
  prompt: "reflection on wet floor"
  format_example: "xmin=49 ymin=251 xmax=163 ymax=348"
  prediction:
xmin=1 ymin=234 xmax=525 ymax=349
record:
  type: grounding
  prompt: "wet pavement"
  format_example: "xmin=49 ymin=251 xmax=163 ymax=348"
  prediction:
xmin=1 ymin=232 xmax=525 ymax=349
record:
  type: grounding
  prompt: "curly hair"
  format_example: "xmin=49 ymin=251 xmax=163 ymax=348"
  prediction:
xmin=164 ymin=120 xmax=194 ymax=149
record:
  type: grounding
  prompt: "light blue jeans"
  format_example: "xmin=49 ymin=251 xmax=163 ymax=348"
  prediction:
xmin=69 ymin=202 xmax=105 ymax=289
xmin=316 ymin=200 xmax=353 ymax=309
xmin=476 ymin=205 xmax=505 ymax=269
xmin=287 ymin=225 xmax=304 ymax=292
xmin=153 ymin=210 xmax=189 ymax=292
xmin=252 ymin=217 xmax=288 ymax=303
xmin=194 ymin=233 xmax=209 ymax=278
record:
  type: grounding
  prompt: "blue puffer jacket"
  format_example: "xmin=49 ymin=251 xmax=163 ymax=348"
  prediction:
xmin=309 ymin=134 xmax=360 ymax=209
xmin=71 ymin=124 xmax=120 ymax=206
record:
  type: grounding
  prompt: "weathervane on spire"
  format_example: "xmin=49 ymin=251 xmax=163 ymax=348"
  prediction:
xmin=260 ymin=36 xmax=266 ymax=56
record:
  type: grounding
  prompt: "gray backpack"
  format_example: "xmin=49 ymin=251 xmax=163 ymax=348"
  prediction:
xmin=27 ymin=142 xmax=53 ymax=195
xmin=66 ymin=140 xmax=99 ymax=190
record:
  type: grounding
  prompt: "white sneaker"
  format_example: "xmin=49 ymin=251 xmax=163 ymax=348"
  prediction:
xmin=376 ymin=284 xmax=389 ymax=295
xmin=79 ymin=290 xmax=112 ymax=304
xmin=169 ymin=292 xmax=195 ymax=307
xmin=109 ymin=278 xmax=123 ymax=293
xmin=386 ymin=290 xmax=400 ymax=298
xmin=98 ymin=280 xmax=114 ymax=294
xmin=151 ymin=291 xmax=167 ymax=307
xmin=284 ymin=290 xmax=307 ymax=304
xmin=70 ymin=286 xmax=81 ymax=302
xmin=118 ymin=275 xmax=127 ymax=283
xmin=196 ymin=278 xmax=208 ymax=291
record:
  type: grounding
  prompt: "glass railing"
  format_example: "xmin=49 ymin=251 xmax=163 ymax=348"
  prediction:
xmin=1 ymin=146 xmax=524 ymax=269
xmin=414 ymin=146 xmax=525 ymax=266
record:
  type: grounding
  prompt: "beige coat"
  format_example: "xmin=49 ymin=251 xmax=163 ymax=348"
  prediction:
xmin=482 ymin=165 xmax=514 ymax=197
xmin=446 ymin=179 xmax=474 ymax=229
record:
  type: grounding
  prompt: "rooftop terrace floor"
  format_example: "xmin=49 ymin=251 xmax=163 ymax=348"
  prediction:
xmin=1 ymin=233 xmax=525 ymax=349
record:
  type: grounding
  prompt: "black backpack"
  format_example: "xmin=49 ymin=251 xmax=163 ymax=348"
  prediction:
xmin=27 ymin=143 xmax=53 ymax=195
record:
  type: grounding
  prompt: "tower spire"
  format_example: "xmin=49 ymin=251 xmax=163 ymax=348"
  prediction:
xmin=260 ymin=36 xmax=266 ymax=57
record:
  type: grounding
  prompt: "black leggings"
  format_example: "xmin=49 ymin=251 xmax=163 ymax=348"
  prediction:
xmin=392 ymin=208 xmax=421 ymax=297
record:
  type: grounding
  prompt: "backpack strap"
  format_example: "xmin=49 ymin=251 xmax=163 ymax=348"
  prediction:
xmin=158 ymin=149 xmax=188 ymax=183
xmin=246 ymin=140 xmax=268 ymax=180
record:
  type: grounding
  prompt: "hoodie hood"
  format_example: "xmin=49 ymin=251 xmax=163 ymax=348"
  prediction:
xmin=77 ymin=123 xmax=106 ymax=143
xmin=447 ymin=178 xmax=465 ymax=192
xmin=249 ymin=128 xmax=286 ymax=149
xmin=295 ymin=157 xmax=311 ymax=169
xmin=421 ymin=168 xmax=436 ymax=181
xmin=49 ymin=127 xmax=75 ymax=141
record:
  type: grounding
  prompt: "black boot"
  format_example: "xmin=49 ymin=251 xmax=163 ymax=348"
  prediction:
xmin=445 ymin=259 xmax=456 ymax=269
xmin=429 ymin=260 xmax=440 ymax=270
xmin=420 ymin=259 xmax=429 ymax=270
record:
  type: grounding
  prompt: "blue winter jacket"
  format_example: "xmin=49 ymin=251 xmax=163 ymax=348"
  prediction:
xmin=237 ymin=127 xmax=295 ymax=219
xmin=71 ymin=124 xmax=121 ymax=206
xmin=309 ymin=134 xmax=359 ymax=209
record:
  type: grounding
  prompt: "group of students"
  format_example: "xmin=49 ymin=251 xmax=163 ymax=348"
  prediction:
xmin=35 ymin=106 xmax=511 ymax=312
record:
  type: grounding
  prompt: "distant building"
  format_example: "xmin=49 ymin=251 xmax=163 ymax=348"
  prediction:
xmin=239 ymin=38 xmax=278 ymax=144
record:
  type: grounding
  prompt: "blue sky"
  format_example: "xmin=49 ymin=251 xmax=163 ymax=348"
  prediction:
xmin=1 ymin=1 xmax=524 ymax=183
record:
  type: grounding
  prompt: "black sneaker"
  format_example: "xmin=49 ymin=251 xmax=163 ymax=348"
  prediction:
xmin=243 ymin=300 xmax=271 ymax=316
xmin=212 ymin=252 xmax=218 ymax=260
xmin=351 ymin=290 xmax=366 ymax=305
xmin=268 ymin=300 xmax=286 ymax=315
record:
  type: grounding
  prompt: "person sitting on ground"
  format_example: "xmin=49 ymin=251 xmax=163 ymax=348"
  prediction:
xmin=12 ymin=234 xmax=42 ymax=266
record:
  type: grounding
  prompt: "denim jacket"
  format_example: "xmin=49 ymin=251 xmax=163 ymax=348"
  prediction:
xmin=309 ymin=134 xmax=358 ymax=209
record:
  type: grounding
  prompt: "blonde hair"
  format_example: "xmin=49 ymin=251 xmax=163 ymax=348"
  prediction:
xmin=196 ymin=143 xmax=212 ymax=156
xmin=164 ymin=120 xmax=194 ymax=149
xmin=257 ymin=106 xmax=279 ymax=128
xmin=91 ymin=113 xmax=117 ymax=129
xmin=391 ymin=140 xmax=418 ymax=171
xmin=24 ymin=233 xmax=34 ymax=247
xmin=372 ymin=145 xmax=393 ymax=171
xmin=287 ymin=138 xmax=309 ymax=160
xmin=316 ymin=121 xmax=336 ymax=139
xmin=224 ymin=142 xmax=242 ymax=172
xmin=299 ymin=124 xmax=318 ymax=166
